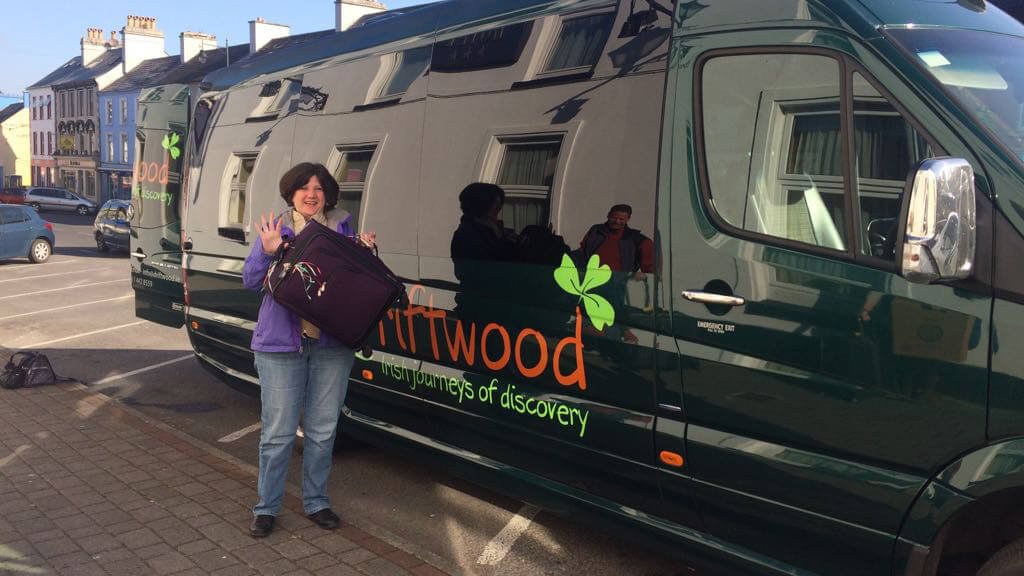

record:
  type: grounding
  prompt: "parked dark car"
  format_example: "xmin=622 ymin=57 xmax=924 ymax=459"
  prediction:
xmin=93 ymin=199 xmax=131 ymax=253
xmin=23 ymin=186 xmax=97 ymax=215
xmin=0 ymin=203 xmax=54 ymax=263
xmin=0 ymin=188 xmax=25 ymax=204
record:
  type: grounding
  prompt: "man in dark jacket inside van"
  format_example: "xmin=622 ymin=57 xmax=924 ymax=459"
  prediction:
xmin=577 ymin=204 xmax=654 ymax=344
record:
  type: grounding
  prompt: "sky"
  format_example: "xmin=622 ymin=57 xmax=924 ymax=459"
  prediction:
xmin=0 ymin=0 xmax=437 ymax=96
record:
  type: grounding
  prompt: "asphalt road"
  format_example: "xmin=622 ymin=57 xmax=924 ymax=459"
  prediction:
xmin=0 ymin=209 xmax=692 ymax=576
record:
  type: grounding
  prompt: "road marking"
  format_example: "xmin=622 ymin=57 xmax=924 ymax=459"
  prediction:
xmin=0 ymin=294 xmax=133 ymax=321
xmin=476 ymin=504 xmax=541 ymax=565
xmin=22 ymin=320 xmax=148 ymax=349
xmin=92 ymin=354 xmax=194 ymax=385
xmin=0 ymin=279 xmax=126 ymax=300
xmin=218 ymin=423 xmax=262 ymax=443
xmin=0 ymin=269 xmax=112 ymax=283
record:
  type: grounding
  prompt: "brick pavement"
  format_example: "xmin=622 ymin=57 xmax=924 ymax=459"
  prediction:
xmin=0 ymin=382 xmax=451 ymax=576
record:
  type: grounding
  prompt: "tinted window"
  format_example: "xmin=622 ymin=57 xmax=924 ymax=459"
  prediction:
xmin=701 ymin=53 xmax=934 ymax=261
xmin=702 ymin=53 xmax=847 ymax=251
xmin=0 ymin=206 xmax=28 ymax=224
xmin=432 ymin=21 xmax=533 ymax=72
xmin=851 ymin=72 xmax=933 ymax=260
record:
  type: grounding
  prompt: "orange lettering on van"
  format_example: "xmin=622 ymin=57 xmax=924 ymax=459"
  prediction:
xmin=481 ymin=323 xmax=511 ymax=371
xmin=515 ymin=328 xmax=548 ymax=379
xmin=442 ymin=319 xmax=476 ymax=365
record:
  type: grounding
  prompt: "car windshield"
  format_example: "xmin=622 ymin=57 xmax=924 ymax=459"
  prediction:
xmin=889 ymin=28 xmax=1024 ymax=161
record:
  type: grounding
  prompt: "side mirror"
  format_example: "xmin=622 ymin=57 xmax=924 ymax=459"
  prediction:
xmin=901 ymin=158 xmax=976 ymax=283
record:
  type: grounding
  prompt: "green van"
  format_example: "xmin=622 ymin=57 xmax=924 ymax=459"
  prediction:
xmin=132 ymin=0 xmax=1024 ymax=574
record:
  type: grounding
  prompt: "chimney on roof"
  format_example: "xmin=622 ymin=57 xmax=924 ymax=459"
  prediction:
xmin=335 ymin=0 xmax=387 ymax=32
xmin=180 ymin=31 xmax=218 ymax=64
xmin=122 ymin=15 xmax=167 ymax=72
xmin=81 ymin=27 xmax=109 ymax=66
xmin=249 ymin=18 xmax=289 ymax=54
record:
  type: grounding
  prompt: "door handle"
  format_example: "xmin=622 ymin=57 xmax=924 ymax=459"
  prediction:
xmin=130 ymin=250 xmax=146 ymax=259
xmin=681 ymin=290 xmax=745 ymax=307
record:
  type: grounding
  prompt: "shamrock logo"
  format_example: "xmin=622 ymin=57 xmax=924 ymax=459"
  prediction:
xmin=554 ymin=254 xmax=615 ymax=330
xmin=161 ymin=132 xmax=181 ymax=160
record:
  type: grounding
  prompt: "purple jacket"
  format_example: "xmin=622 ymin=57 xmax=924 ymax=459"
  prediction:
xmin=243 ymin=212 xmax=354 ymax=352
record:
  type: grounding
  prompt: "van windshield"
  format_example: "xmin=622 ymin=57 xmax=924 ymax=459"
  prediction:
xmin=889 ymin=29 xmax=1024 ymax=159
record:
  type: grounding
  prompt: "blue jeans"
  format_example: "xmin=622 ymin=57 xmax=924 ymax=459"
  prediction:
xmin=253 ymin=339 xmax=355 ymax=517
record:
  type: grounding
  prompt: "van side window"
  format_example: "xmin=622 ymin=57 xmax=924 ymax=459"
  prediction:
xmin=330 ymin=145 xmax=377 ymax=231
xmin=226 ymin=154 xmax=258 ymax=228
xmin=544 ymin=11 xmax=615 ymax=73
xmin=496 ymin=136 xmax=562 ymax=232
xmin=432 ymin=21 xmax=533 ymax=72
xmin=702 ymin=53 xmax=847 ymax=251
xmin=851 ymin=72 xmax=934 ymax=260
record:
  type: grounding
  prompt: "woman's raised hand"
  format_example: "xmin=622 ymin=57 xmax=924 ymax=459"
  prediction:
xmin=258 ymin=212 xmax=284 ymax=255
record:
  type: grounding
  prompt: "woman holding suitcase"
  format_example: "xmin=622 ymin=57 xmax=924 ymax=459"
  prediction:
xmin=242 ymin=162 xmax=374 ymax=538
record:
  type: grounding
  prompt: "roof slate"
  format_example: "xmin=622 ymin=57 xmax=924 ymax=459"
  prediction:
xmin=151 ymin=43 xmax=250 ymax=85
xmin=49 ymin=49 xmax=124 ymax=89
xmin=0 ymin=103 xmax=24 ymax=124
xmin=104 ymin=55 xmax=180 ymax=92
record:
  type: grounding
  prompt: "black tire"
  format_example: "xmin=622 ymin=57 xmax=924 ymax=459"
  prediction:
xmin=76 ymin=205 xmax=89 ymax=216
xmin=95 ymin=233 xmax=109 ymax=253
xmin=28 ymin=239 xmax=51 ymax=263
xmin=979 ymin=537 xmax=1024 ymax=576
xmin=29 ymin=202 xmax=40 ymax=211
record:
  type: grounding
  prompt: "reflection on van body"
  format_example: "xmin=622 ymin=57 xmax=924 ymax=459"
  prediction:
xmin=130 ymin=0 xmax=1024 ymax=574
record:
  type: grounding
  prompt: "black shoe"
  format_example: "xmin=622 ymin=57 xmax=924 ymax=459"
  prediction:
xmin=249 ymin=515 xmax=275 ymax=538
xmin=307 ymin=508 xmax=340 ymax=530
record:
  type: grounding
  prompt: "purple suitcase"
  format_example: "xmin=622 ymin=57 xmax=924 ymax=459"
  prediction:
xmin=266 ymin=220 xmax=404 ymax=349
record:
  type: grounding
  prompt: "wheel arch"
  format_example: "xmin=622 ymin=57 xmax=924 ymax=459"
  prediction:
xmin=898 ymin=439 xmax=1024 ymax=576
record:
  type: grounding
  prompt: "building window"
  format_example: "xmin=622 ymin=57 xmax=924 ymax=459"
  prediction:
xmin=227 ymin=153 xmax=258 ymax=227
xmin=78 ymin=90 xmax=84 ymax=117
xmin=32 ymin=132 xmax=37 ymax=155
xmin=330 ymin=145 xmax=378 ymax=231
xmin=60 ymin=93 xmax=65 ymax=117
xmin=495 ymin=136 xmax=563 ymax=232
xmin=46 ymin=96 xmax=51 ymax=119
xmin=87 ymin=88 xmax=94 ymax=116
xmin=31 ymin=97 xmax=36 ymax=120
xmin=121 ymin=134 xmax=129 ymax=164
xmin=379 ymin=47 xmax=432 ymax=98
xmin=68 ymin=92 xmax=74 ymax=117
xmin=107 ymin=135 xmax=113 ymax=162
xmin=250 ymin=78 xmax=301 ymax=119
xmin=121 ymin=98 xmax=128 ymax=123
xmin=47 ymin=133 xmax=52 ymax=155
xmin=544 ymin=12 xmax=615 ymax=73
xmin=106 ymin=100 xmax=113 ymax=124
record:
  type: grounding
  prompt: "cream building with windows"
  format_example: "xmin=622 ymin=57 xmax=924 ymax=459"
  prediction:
xmin=0 ymin=103 xmax=30 ymax=188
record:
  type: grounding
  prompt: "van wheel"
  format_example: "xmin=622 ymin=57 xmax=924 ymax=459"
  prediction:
xmin=95 ymin=233 xmax=109 ymax=253
xmin=29 ymin=239 xmax=51 ymax=263
xmin=979 ymin=537 xmax=1024 ymax=576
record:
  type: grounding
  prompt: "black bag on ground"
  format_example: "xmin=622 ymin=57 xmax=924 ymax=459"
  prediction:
xmin=266 ymin=220 xmax=404 ymax=349
xmin=1 ymin=352 xmax=57 ymax=390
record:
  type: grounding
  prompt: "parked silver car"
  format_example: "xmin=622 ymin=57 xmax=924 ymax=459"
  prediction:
xmin=24 ymin=187 xmax=98 ymax=215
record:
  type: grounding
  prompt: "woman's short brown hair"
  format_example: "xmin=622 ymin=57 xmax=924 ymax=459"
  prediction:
xmin=279 ymin=162 xmax=339 ymax=209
